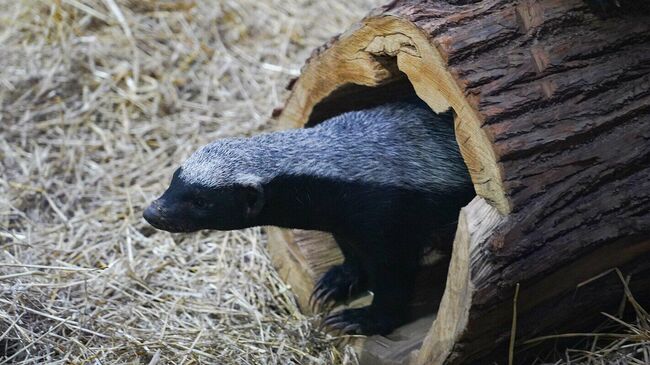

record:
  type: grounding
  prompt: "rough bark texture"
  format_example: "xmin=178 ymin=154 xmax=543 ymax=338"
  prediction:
xmin=268 ymin=0 xmax=650 ymax=363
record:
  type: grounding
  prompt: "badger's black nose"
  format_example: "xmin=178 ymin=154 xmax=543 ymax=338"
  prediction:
xmin=143 ymin=200 xmax=164 ymax=227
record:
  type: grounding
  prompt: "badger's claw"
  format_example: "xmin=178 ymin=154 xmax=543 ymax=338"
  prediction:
xmin=321 ymin=307 xmax=402 ymax=336
xmin=309 ymin=263 xmax=365 ymax=313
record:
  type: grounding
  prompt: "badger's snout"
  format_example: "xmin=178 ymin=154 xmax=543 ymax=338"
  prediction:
xmin=143 ymin=198 xmax=196 ymax=233
xmin=143 ymin=199 xmax=167 ymax=228
xmin=144 ymin=198 xmax=184 ymax=232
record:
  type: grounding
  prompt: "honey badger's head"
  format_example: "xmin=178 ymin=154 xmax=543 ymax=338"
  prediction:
xmin=143 ymin=139 xmax=266 ymax=233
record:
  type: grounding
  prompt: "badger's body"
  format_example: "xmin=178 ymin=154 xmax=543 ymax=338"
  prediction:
xmin=144 ymin=101 xmax=475 ymax=335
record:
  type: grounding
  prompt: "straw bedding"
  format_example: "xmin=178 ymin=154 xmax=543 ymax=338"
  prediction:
xmin=1 ymin=1 xmax=649 ymax=364
xmin=0 ymin=0 xmax=380 ymax=363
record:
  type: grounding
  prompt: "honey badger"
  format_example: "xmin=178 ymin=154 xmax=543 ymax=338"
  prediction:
xmin=143 ymin=100 xmax=475 ymax=335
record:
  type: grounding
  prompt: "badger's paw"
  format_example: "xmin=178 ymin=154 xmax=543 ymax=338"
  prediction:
xmin=309 ymin=263 xmax=365 ymax=312
xmin=321 ymin=307 xmax=403 ymax=336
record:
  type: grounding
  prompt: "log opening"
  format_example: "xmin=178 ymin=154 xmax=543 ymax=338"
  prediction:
xmin=268 ymin=16 xmax=499 ymax=364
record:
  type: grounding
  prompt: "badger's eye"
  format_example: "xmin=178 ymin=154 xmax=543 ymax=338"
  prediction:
xmin=193 ymin=198 xmax=208 ymax=208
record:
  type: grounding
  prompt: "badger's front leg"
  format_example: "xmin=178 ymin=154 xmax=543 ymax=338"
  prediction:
xmin=322 ymin=242 xmax=419 ymax=335
xmin=310 ymin=235 xmax=368 ymax=311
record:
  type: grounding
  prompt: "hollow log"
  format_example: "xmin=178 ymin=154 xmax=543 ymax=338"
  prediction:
xmin=267 ymin=0 xmax=650 ymax=363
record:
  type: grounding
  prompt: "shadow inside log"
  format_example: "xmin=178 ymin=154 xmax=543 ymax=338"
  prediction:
xmin=306 ymin=73 xmax=416 ymax=127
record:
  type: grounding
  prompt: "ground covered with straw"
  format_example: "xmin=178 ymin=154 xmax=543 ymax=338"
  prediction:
xmin=2 ymin=1 xmax=650 ymax=364
xmin=0 ymin=0 xmax=381 ymax=363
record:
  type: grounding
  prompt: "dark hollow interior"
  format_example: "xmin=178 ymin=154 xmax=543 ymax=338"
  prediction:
xmin=306 ymin=77 xmax=417 ymax=126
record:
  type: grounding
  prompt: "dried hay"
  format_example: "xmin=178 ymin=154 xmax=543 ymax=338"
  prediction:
xmin=527 ymin=271 xmax=650 ymax=365
xmin=0 ymin=0 xmax=381 ymax=363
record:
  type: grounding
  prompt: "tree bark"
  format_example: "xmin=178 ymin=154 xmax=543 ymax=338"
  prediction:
xmin=268 ymin=0 xmax=650 ymax=363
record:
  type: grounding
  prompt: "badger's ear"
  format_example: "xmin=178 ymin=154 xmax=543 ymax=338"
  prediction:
xmin=242 ymin=182 xmax=264 ymax=218
xmin=238 ymin=174 xmax=264 ymax=219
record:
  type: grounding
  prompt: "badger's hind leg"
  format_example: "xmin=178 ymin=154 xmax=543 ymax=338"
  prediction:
xmin=310 ymin=235 xmax=367 ymax=312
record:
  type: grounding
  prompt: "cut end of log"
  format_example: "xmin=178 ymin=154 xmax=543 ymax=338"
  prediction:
xmin=267 ymin=13 xmax=511 ymax=364
xmin=266 ymin=12 xmax=511 ymax=365
xmin=275 ymin=15 xmax=510 ymax=215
